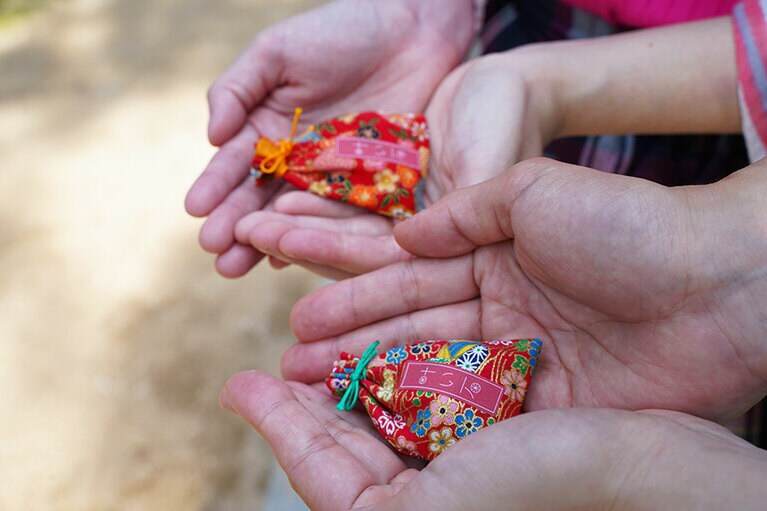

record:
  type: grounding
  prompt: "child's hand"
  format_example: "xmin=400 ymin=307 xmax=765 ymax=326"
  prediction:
xmin=284 ymin=157 xmax=767 ymax=422
xmin=232 ymin=53 xmax=552 ymax=278
xmin=220 ymin=370 xmax=767 ymax=511
xmin=184 ymin=0 xmax=474 ymax=277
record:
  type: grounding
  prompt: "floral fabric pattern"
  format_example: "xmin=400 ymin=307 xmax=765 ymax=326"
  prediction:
xmin=429 ymin=394 xmax=460 ymax=426
xmin=325 ymin=338 xmax=542 ymax=460
xmin=455 ymin=344 xmax=490 ymax=372
xmin=455 ymin=409 xmax=483 ymax=438
xmin=252 ymin=111 xmax=429 ymax=219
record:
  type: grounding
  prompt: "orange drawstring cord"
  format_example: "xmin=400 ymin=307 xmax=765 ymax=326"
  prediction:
xmin=254 ymin=107 xmax=303 ymax=179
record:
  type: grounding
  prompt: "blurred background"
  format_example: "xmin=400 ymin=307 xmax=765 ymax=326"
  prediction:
xmin=0 ymin=0 xmax=325 ymax=509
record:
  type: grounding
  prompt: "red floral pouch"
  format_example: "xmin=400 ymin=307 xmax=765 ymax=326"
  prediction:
xmin=252 ymin=109 xmax=429 ymax=219
xmin=326 ymin=339 xmax=541 ymax=460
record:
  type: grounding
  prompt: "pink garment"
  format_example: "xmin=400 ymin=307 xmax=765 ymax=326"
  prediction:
xmin=733 ymin=0 xmax=767 ymax=160
xmin=562 ymin=0 xmax=737 ymax=27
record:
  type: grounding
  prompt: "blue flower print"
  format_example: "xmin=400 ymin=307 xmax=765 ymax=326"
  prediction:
xmin=455 ymin=409 xmax=484 ymax=438
xmin=411 ymin=408 xmax=432 ymax=437
xmin=528 ymin=338 xmax=543 ymax=359
xmin=409 ymin=342 xmax=431 ymax=356
xmin=357 ymin=121 xmax=381 ymax=139
xmin=385 ymin=346 xmax=407 ymax=364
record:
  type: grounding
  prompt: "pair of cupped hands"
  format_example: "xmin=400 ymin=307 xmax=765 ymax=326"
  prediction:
xmin=185 ymin=1 xmax=767 ymax=509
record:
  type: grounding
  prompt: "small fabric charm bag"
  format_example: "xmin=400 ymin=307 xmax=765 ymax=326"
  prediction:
xmin=326 ymin=339 xmax=541 ymax=460
xmin=252 ymin=109 xmax=429 ymax=219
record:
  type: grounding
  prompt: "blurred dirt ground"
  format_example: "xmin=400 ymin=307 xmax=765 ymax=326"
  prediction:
xmin=0 ymin=0 xmax=324 ymax=509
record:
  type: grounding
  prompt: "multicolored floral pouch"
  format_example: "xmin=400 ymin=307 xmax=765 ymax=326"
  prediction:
xmin=326 ymin=339 xmax=541 ymax=460
xmin=251 ymin=109 xmax=429 ymax=219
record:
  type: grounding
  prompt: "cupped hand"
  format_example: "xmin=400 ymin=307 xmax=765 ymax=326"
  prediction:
xmin=185 ymin=0 xmax=474 ymax=277
xmin=283 ymin=158 xmax=767 ymax=421
xmin=220 ymin=370 xmax=767 ymax=511
xmin=233 ymin=52 xmax=551 ymax=278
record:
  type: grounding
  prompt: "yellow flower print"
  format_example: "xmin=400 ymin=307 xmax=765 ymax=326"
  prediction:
xmin=349 ymin=185 xmax=378 ymax=208
xmin=428 ymin=427 xmax=456 ymax=455
xmin=387 ymin=112 xmax=415 ymax=128
xmin=337 ymin=112 xmax=359 ymax=124
xmin=373 ymin=169 xmax=400 ymax=194
xmin=308 ymin=179 xmax=332 ymax=197
xmin=318 ymin=137 xmax=336 ymax=149
xmin=375 ymin=369 xmax=396 ymax=402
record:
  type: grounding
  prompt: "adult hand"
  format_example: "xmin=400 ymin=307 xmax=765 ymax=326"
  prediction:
xmin=220 ymin=370 xmax=767 ymax=511
xmin=284 ymin=158 xmax=767 ymax=421
xmin=185 ymin=0 xmax=474 ymax=277
xmin=231 ymin=17 xmax=739 ymax=280
xmin=233 ymin=52 xmax=553 ymax=279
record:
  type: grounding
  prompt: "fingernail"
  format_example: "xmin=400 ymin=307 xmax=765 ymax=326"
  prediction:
xmin=219 ymin=388 xmax=236 ymax=414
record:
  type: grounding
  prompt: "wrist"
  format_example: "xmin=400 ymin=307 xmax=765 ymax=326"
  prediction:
xmin=505 ymin=17 xmax=739 ymax=139
xmin=471 ymin=46 xmax=569 ymax=148
xmin=675 ymin=163 xmax=767 ymax=392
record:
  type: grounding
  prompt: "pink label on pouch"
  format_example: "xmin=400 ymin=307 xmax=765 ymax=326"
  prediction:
xmin=399 ymin=361 xmax=503 ymax=414
xmin=336 ymin=137 xmax=420 ymax=170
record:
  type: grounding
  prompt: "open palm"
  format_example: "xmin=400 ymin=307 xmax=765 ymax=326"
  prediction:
xmin=221 ymin=370 xmax=767 ymax=511
xmin=283 ymin=159 xmax=767 ymax=421
xmin=185 ymin=0 xmax=474 ymax=276
xmin=232 ymin=54 xmax=546 ymax=278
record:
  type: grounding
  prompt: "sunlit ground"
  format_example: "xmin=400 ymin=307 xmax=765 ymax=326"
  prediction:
xmin=0 ymin=1 xmax=323 ymax=509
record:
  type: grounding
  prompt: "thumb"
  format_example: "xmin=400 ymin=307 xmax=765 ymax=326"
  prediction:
xmin=393 ymin=158 xmax=571 ymax=257
xmin=207 ymin=34 xmax=282 ymax=146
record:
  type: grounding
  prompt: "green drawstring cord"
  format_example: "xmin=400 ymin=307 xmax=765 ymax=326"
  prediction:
xmin=336 ymin=340 xmax=380 ymax=411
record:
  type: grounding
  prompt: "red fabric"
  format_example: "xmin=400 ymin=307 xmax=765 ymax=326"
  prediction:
xmin=326 ymin=339 xmax=541 ymax=460
xmin=252 ymin=112 xmax=429 ymax=219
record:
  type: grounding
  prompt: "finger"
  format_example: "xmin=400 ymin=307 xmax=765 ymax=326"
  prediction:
xmin=283 ymin=300 xmax=482 ymax=382
xmin=220 ymin=371 xmax=406 ymax=511
xmin=269 ymin=255 xmax=291 ymax=270
xmin=274 ymin=190 xmax=368 ymax=218
xmin=269 ymin=250 xmax=356 ymax=281
xmin=198 ymin=177 xmax=283 ymax=254
xmin=186 ymin=126 xmax=261 ymax=218
xmin=237 ymin=207 xmax=406 ymax=274
xmin=290 ymin=255 xmax=477 ymax=342
xmin=394 ymin=158 xmax=557 ymax=258
xmin=278 ymin=229 xmax=411 ymax=275
xmin=238 ymin=219 xmax=296 ymax=253
xmin=235 ymin=209 xmax=393 ymax=243
xmin=252 ymin=222 xmax=406 ymax=278
xmin=238 ymin=220 xmax=356 ymax=278
xmin=207 ymin=34 xmax=282 ymax=146
xmin=214 ymin=243 xmax=264 ymax=278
